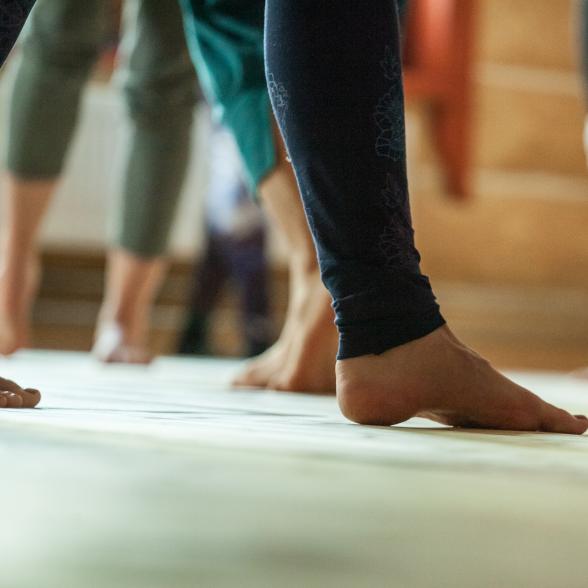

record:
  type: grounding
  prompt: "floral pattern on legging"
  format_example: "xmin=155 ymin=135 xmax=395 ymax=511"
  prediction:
xmin=378 ymin=173 xmax=419 ymax=269
xmin=374 ymin=46 xmax=405 ymax=161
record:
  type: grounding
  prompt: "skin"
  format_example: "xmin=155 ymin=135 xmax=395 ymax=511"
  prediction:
xmin=0 ymin=377 xmax=41 ymax=408
xmin=0 ymin=174 xmax=163 ymax=364
xmin=337 ymin=325 xmax=588 ymax=434
xmin=93 ymin=249 xmax=167 ymax=364
xmin=232 ymin=125 xmax=338 ymax=394
xmin=0 ymin=176 xmax=49 ymax=355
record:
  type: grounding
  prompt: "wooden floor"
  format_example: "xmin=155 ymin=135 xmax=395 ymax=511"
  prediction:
xmin=2 ymin=351 xmax=588 ymax=588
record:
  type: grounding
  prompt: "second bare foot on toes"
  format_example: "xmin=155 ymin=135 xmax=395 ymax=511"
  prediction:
xmin=232 ymin=269 xmax=337 ymax=394
xmin=232 ymin=340 xmax=289 ymax=389
xmin=337 ymin=325 xmax=588 ymax=435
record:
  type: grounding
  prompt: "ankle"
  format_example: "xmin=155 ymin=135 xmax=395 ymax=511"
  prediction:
xmin=98 ymin=304 xmax=136 ymax=331
xmin=289 ymin=252 xmax=320 ymax=278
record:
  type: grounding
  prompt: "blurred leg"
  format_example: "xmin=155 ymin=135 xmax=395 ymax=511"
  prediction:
xmin=94 ymin=0 xmax=198 ymax=363
xmin=0 ymin=0 xmax=105 ymax=354
xmin=177 ymin=232 xmax=229 ymax=356
xmin=226 ymin=228 xmax=274 ymax=358
xmin=180 ymin=0 xmax=337 ymax=392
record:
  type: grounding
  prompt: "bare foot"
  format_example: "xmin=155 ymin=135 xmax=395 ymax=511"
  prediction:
xmin=0 ymin=253 xmax=40 ymax=355
xmin=337 ymin=325 xmax=588 ymax=434
xmin=92 ymin=249 xmax=167 ymax=365
xmin=0 ymin=377 xmax=41 ymax=408
xmin=233 ymin=267 xmax=337 ymax=394
xmin=93 ymin=321 xmax=152 ymax=365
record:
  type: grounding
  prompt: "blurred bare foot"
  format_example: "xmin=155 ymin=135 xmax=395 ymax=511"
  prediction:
xmin=233 ymin=266 xmax=337 ymax=394
xmin=232 ymin=121 xmax=337 ymax=394
xmin=93 ymin=321 xmax=152 ymax=365
xmin=0 ymin=377 xmax=41 ymax=408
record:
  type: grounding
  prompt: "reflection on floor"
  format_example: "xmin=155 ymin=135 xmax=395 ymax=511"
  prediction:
xmin=1 ymin=351 xmax=588 ymax=588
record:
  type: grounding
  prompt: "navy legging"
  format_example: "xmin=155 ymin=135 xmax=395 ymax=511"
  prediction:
xmin=265 ymin=1 xmax=445 ymax=359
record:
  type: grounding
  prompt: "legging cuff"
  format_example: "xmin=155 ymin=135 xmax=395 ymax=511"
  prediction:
xmin=336 ymin=307 xmax=446 ymax=360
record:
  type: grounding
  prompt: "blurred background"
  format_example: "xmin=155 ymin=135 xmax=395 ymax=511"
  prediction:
xmin=0 ymin=0 xmax=586 ymax=370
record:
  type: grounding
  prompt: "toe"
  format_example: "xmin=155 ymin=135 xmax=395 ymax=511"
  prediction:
xmin=232 ymin=367 xmax=269 ymax=389
xmin=0 ymin=377 xmax=21 ymax=394
xmin=541 ymin=405 xmax=588 ymax=435
xmin=5 ymin=392 xmax=23 ymax=408
xmin=21 ymin=388 xmax=41 ymax=408
xmin=0 ymin=393 xmax=7 ymax=408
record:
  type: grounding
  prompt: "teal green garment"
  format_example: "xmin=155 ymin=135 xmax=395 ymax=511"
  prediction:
xmin=179 ymin=0 xmax=276 ymax=192
xmin=6 ymin=0 xmax=197 ymax=259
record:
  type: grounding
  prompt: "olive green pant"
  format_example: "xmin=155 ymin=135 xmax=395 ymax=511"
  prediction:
xmin=6 ymin=0 xmax=198 ymax=258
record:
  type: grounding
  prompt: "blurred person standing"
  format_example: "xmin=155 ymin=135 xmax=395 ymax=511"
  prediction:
xmin=0 ymin=0 xmax=198 ymax=363
xmin=178 ymin=123 xmax=274 ymax=358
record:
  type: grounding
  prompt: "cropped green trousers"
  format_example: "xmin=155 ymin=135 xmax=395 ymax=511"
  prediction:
xmin=6 ymin=0 xmax=198 ymax=258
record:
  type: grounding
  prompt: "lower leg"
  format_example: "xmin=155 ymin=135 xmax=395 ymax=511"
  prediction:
xmin=265 ymin=0 xmax=588 ymax=432
xmin=0 ymin=175 xmax=53 ymax=354
xmin=232 ymin=125 xmax=338 ymax=393
xmin=93 ymin=249 xmax=166 ymax=364
xmin=0 ymin=1 xmax=106 ymax=356
xmin=98 ymin=0 xmax=196 ymax=364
